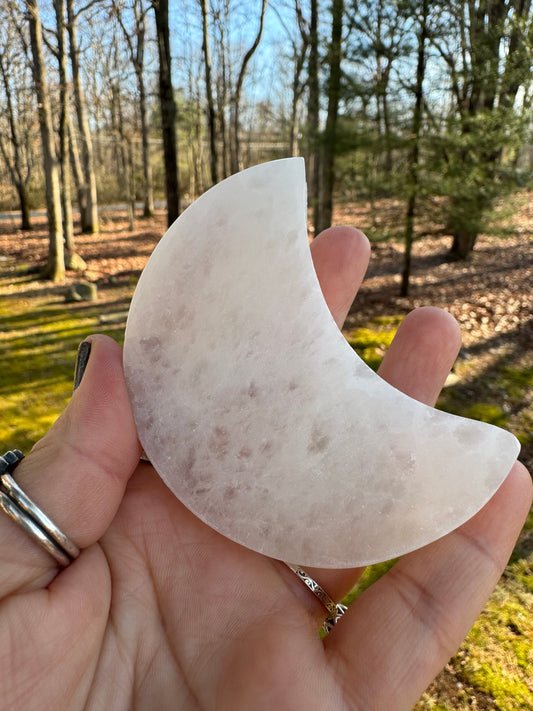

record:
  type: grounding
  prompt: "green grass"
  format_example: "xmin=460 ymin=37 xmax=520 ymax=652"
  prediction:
xmin=343 ymin=558 xmax=397 ymax=602
xmin=462 ymin=402 xmax=509 ymax=428
xmin=459 ymin=582 xmax=533 ymax=706
xmin=0 ymin=291 xmax=128 ymax=452
xmin=2 ymin=283 xmax=532 ymax=711
xmin=497 ymin=367 xmax=533 ymax=401
xmin=345 ymin=316 xmax=403 ymax=370
xmin=344 ymin=316 xmax=533 ymax=711
xmin=437 ymin=356 xmax=533 ymax=455
xmin=416 ymin=701 xmax=457 ymax=711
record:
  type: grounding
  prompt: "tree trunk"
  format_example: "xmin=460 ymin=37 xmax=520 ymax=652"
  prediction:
xmin=306 ymin=0 xmax=321 ymax=236
xmin=288 ymin=3 xmax=309 ymax=158
xmin=60 ymin=123 xmax=75 ymax=254
xmin=288 ymin=110 xmax=299 ymax=158
xmin=17 ymin=183 xmax=32 ymax=230
xmin=0 ymin=127 xmax=33 ymax=232
xmin=66 ymin=0 xmax=99 ymax=233
xmin=139 ymin=75 xmax=154 ymax=217
xmin=0 ymin=50 xmax=32 ymax=230
xmin=127 ymin=136 xmax=136 ymax=230
xmin=68 ymin=110 xmax=86 ymax=227
xmin=113 ymin=0 xmax=154 ymax=217
xmin=400 ymin=0 xmax=428 ymax=297
xmin=135 ymin=23 xmax=154 ymax=218
xmin=289 ymin=91 xmax=303 ymax=156
xmin=447 ymin=170 xmax=490 ymax=260
xmin=26 ymin=0 xmax=65 ymax=281
xmin=442 ymin=0 xmax=531 ymax=260
xmin=200 ymin=0 xmax=218 ymax=186
xmin=54 ymin=0 xmax=75 ymax=256
xmin=218 ymin=65 xmax=229 ymax=179
xmin=375 ymin=0 xmax=393 ymax=175
xmin=114 ymin=85 xmax=133 ymax=224
xmin=215 ymin=3 xmax=231 ymax=179
xmin=231 ymin=0 xmax=267 ymax=174
xmin=381 ymin=88 xmax=393 ymax=174
xmin=317 ymin=0 xmax=344 ymax=234
xmin=153 ymin=0 xmax=180 ymax=226
xmin=449 ymin=221 xmax=480 ymax=260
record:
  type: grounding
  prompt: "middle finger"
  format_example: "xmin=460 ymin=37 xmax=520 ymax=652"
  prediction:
xmin=283 ymin=306 xmax=462 ymax=615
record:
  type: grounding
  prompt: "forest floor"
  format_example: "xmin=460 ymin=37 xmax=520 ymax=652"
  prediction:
xmin=0 ymin=192 xmax=532 ymax=710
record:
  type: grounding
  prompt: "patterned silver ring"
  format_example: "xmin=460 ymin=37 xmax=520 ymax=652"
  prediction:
xmin=0 ymin=450 xmax=80 ymax=566
xmin=286 ymin=563 xmax=348 ymax=633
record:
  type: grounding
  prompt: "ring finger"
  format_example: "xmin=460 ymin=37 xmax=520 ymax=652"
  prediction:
xmin=283 ymin=306 xmax=462 ymax=622
xmin=0 ymin=335 xmax=142 ymax=596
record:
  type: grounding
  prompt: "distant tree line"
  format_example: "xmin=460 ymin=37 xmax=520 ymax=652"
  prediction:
xmin=0 ymin=0 xmax=532 ymax=288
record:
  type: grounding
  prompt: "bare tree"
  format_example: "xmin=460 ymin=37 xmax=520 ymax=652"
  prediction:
xmin=400 ymin=0 xmax=429 ymax=297
xmin=214 ymin=0 xmax=231 ymax=178
xmin=68 ymin=109 xmax=84 ymax=215
xmin=317 ymin=0 xmax=344 ymax=233
xmin=345 ymin=0 xmax=406 ymax=176
xmin=111 ymin=0 xmax=154 ymax=217
xmin=184 ymin=51 xmax=206 ymax=199
xmin=152 ymin=0 xmax=180 ymax=226
xmin=51 ymin=0 xmax=76 ymax=263
xmin=307 ymin=0 xmax=320 ymax=235
xmin=66 ymin=0 xmax=99 ymax=233
xmin=38 ymin=0 xmax=85 ymax=267
xmin=108 ymin=34 xmax=137 ymax=229
xmin=26 ymin=0 xmax=65 ymax=281
xmin=231 ymin=0 xmax=267 ymax=173
xmin=200 ymin=0 xmax=218 ymax=186
xmin=288 ymin=1 xmax=310 ymax=157
xmin=271 ymin=0 xmax=310 ymax=157
xmin=0 ymin=15 xmax=34 ymax=230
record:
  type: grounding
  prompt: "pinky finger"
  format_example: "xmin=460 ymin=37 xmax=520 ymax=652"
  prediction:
xmin=325 ymin=461 xmax=532 ymax=711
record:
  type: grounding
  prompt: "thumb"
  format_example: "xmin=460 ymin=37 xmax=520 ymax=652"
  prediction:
xmin=0 ymin=334 xmax=142 ymax=595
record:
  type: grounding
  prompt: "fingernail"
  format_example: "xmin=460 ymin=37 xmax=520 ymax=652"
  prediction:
xmin=74 ymin=340 xmax=92 ymax=390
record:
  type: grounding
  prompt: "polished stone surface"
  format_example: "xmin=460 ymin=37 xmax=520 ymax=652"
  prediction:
xmin=124 ymin=158 xmax=519 ymax=567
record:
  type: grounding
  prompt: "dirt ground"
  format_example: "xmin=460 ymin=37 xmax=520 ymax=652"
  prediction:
xmin=342 ymin=209 xmax=533 ymax=473
xmin=1 ymin=201 xmax=532 ymax=476
xmin=1 ymin=201 xmax=532 ymax=711
xmin=2 ymin=203 xmax=532 ymax=348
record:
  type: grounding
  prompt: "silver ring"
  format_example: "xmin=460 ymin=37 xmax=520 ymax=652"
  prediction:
xmin=0 ymin=450 xmax=80 ymax=566
xmin=286 ymin=563 xmax=348 ymax=633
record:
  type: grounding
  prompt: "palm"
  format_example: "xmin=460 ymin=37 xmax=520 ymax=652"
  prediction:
xmin=93 ymin=464 xmax=337 ymax=710
xmin=1 ymin=227 xmax=531 ymax=711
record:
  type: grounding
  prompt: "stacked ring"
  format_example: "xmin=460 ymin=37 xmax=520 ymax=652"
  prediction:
xmin=286 ymin=562 xmax=348 ymax=633
xmin=0 ymin=450 xmax=80 ymax=566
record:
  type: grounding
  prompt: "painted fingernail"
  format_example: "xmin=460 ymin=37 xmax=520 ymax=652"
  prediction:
xmin=73 ymin=340 xmax=92 ymax=390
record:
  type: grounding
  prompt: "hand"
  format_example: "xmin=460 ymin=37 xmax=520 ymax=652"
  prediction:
xmin=1 ymin=227 xmax=531 ymax=711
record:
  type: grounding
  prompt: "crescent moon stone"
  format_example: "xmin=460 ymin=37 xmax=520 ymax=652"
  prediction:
xmin=123 ymin=158 xmax=520 ymax=568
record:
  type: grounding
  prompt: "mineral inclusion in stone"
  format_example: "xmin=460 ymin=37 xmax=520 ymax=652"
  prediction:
xmin=123 ymin=158 xmax=520 ymax=568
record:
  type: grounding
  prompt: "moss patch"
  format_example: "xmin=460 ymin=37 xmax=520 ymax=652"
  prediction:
xmin=0 ymin=294 xmax=129 ymax=452
xmin=415 ymin=700 xmax=458 ymax=711
xmin=343 ymin=559 xmax=397 ymax=605
xmin=1 ymin=224 xmax=532 ymax=711
xmin=497 ymin=367 xmax=533 ymax=403
xmin=450 ymin=577 xmax=533 ymax=710
xmin=463 ymin=402 xmax=509 ymax=428
xmin=345 ymin=316 xmax=402 ymax=370
xmin=436 ymin=348 xmax=533 ymax=472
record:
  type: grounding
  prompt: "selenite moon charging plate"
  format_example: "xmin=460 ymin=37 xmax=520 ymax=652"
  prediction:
xmin=123 ymin=158 xmax=519 ymax=568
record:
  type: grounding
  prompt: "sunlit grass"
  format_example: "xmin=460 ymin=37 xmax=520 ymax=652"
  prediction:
xmin=1 ymin=286 xmax=531 ymax=711
xmin=345 ymin=314 xmax=533 ymax=711
xmin=345 ymin=315 xmax=403 ymax=370
xmin=0 ymin=292 xmax=129 ymax=452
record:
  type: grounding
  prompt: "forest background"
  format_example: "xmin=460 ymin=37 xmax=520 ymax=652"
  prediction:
xmin=1 ymin=0 xmax=532 ymax=282
xmin=0 ymin=1 xmax=532 ymax=710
